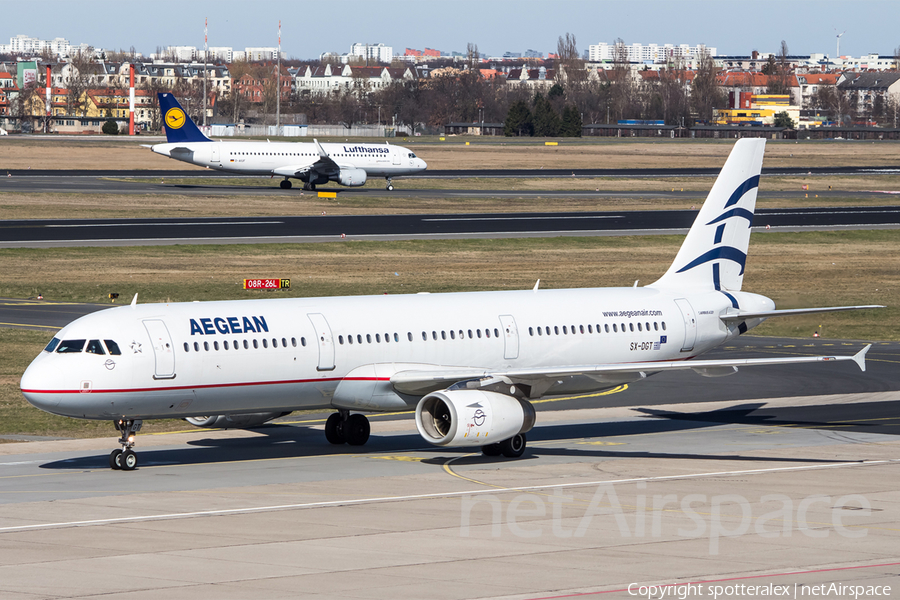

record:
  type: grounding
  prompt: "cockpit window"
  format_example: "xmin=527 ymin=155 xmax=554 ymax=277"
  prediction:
xmin=44 ymin=338 xmax=61 ymax=353
xmin=56 ymin=339 xmax=86 ymax=353
xmin=104 ymin=340 xmax=122 ymax=355
xmin=86 ymin=340 xmax=106 ymax=355
xmin=408 ymin=153 xmax=417 ymax=158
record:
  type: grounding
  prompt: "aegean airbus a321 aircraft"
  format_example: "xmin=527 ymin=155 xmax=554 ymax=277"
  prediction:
xmin=149 ymin=93 xmax=427 ymax=190
xmin=21 ymin=139 xmax=881 ymax=470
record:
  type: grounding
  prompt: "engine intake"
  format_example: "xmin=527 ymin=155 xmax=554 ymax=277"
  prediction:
xmin=415 ymin=389 xmax=535 ymax=447
xmin=185 ymin=411 xmax=290 ymax=429
xmin=336 ymin=168 xmax=367 ymax=187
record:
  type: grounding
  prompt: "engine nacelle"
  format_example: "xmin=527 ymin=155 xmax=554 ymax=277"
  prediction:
xmin=415 ymin=389 xmax=535 ymax=447
xmin=185 ymin=411 xmax=291 ymax=429
xmin=336 ymin=168 xmax=367 ymax=187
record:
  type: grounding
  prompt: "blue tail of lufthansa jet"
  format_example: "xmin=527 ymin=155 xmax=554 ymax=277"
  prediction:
xmin=158 ymin=93 xmax=211 ymax=143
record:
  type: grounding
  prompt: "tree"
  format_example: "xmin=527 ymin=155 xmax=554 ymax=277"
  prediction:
xmin=556 ymin=32 xmax=586 ymax=85
xmin=560 ymin=105 xmax=582 ymax=136
xmin=504 ymin=100 xmax=533 ymax=136
xmin=532 ymin=93 xmax=561 ymax=136
xmin=102 ymin=119 xmax=119 ymax=134
xmin=690 ymin=50 xmax=725 ymax=123
xmin=773 ymin=111 xmax=795 ymax=129
xmin=766 ymin=40 xmax=793 ymax=97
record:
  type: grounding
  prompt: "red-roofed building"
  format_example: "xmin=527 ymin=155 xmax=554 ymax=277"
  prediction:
xmin=423 ymin=48 xmax=441 ymax=57
xmin=796 ymin=73 xmax=840 ymax=108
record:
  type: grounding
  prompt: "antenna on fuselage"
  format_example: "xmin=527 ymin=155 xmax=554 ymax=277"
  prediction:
xmin=131 ymin=293 xmax=138 ymax=306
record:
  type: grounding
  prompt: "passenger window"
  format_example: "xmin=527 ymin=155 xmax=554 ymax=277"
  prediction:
xmin=195 ymin=342 xmax=201 ymax=351
xmin=395 ymin=333 xmax=401 ymax=342
xmin=44 ymin=338 xmax=61 ymax=352
xmin=613 ymin=324 xmax=618 ymax=333
xmin=654 ymin=322 xmax=659 ymax=331
xmin=468 ymin=329 xmax=473 ymax=338
xmin=57 ymin=339 xmax=86 ymax=353
xmin=253 ymin=339 xmax=259 ymax=349
xmin=588 ymin=325 xmax=593 ymax=333
xmin=629 ymin=323 xmax=634 ymax=332
xmin=562 ymin=326 xmax=568 ymax=334
xmin=422 ymin=331 xmax=427 ymax=341
xmin=243 ymin=340 xmax=249 ymax=349
xmin=529 ymin=327 xmax=534 ymax=336
xmin=662 ymin=322 xmax=667 ymax=331
xmin=537 ymin=327 xmax=542 ymax=336
xmin=104 ymin=340 xmax=122 ymax=355
xmin=477 ymin=329 xmax=482 ymax=338
xmin=356 ymin=335 xmax=361 ymax=344
xmin=86 ymin=339 xmax=106 ymax=355
xmin=272 ymin=338 xmax=278 ymax=348
xmin=450 ymin=330 xmax=455 ymax=340
xmin=432 ymin=331 xmax=437 ymax=340
xmin=339 ymin=335 xmax=344 ymax=345
xmin=605 ymin=324 xmax=610 ymax=333
xmin=262 ymin=339 xmax=268 ymax=348
xmin=183 ymin=342 xmax=189 ymax=352
xmin=485 ymin=329 xmax=491 ymax=339
xmin=441 ymin=331 xmax=446 ymax=340
xmin=494 ymin=328 xmax=499 ymax=338
xmin=292 ymin=337 xmax=297 ymax=347
xmin=408 ymin=332 xmax=413 ymax=341
xmin=224 ymin=340 xmax=230 ymax=350
xmin=204 ymin=342 xmax=210 ymax=351
xmin=553 ymin=326 xmax=559 ymax=335
xmin=376 ymin=334 xmax=381 ymax=343
xmin=580 ymin=325 xmax=585 ymax=334
xmin=214 ymin=341 xmax=219 ymax=350
xmin=637 ymin=323 xmax=642 ymax=332
xmin=645 ymin=322 xmax=650 ymax=331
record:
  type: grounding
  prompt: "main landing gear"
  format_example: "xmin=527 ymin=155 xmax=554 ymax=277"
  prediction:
xmin=302 ymin=182 xmax=317 ymax=191
xmin=280 ymin=178 xmax=292 ymax=189
xmin=481 ymin=433 xmax=527 ymax=458
xmin=109 ymin=418 xmax=142 ymax=470
xmin=385 ymin=177 xmax=394 ymax=191
xmin=324 ymin=410 xmax=370 ymax=446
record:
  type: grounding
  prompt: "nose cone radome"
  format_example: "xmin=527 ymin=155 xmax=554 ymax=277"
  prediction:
xmin=418 ymin=158 xmax=428 ymax=172
xmin=20 ymin=357 xmax=61 ymax=411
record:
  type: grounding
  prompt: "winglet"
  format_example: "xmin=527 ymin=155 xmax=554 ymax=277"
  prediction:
xmin=131 ymin=293 xmax=138 ymax=307
xmin=852 ymin=344 xmax=871 ymax=372
xmin=313 ymin=138 xmax=328 ymax=158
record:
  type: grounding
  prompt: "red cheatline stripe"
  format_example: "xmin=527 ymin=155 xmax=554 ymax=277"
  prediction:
xmin=522 ymin=561 xmax=900 ymax=599
xmin=21 ymin=376 xmax=391 ymax=395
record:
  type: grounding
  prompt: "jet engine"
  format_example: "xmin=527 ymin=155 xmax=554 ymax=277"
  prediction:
xmin=184 ymin=412 xmax=291 ymax=429
xmin=415 ymin=389 xmax=535 ymax=447
xmin=336 ymin=168 xmax=367 ymax=187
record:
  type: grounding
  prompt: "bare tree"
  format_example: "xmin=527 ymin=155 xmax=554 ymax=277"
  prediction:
xmin=690 ymin=50 xmax=725 ymax=123
xmin=556 ymin=32 xmax=585 ymax=85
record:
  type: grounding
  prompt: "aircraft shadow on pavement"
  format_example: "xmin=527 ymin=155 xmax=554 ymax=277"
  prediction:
xmin=37 ymin=410 xmax=866 ymax=471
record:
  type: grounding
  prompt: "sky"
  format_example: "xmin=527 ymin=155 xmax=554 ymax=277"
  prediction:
xmin=1 ymin=0 xmax=897 ymax=60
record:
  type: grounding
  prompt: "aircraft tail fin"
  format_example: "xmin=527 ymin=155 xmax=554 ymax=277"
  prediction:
xmin=649 ymin=138 xmax=766 ymax=292
xmin=157 ymin=93 xmax=211 ymax=143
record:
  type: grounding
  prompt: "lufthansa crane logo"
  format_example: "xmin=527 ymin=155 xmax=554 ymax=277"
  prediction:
xmin=164 ymin=107 xmax=187 ymax=130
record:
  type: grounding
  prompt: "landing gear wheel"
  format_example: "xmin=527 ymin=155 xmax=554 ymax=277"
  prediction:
xmin=385 ymin=177 xmax=393 ymax=191
xmin=481 ymin=443 xmax=502 ymax=457
xmin=387 ymin=184 xmax=394 ymax=191
xmin=121 ymin=449 xmax=137 ymax=470
xmin=109 ymin=449 xmax=123 ymax=469
xmin=325 ymin=413 xmax=346 ymax=444
xmin=500 ymin=434 xmax=526 ymax=458
xmin=345 ymin=414 xmax=370 ymax=446
xmin=280 ymin=179 xmax=292 ymax=189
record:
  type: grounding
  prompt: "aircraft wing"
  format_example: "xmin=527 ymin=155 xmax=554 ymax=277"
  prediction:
xmin=272 ymin=139 xmax=339 ymax=178
xmin=391 ymin=345 xmax=871 ymax=397
xmin=720 ymin=305 xmax=884 ymax=321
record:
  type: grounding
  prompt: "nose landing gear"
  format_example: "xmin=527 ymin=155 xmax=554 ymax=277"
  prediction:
xmin=385 ymin=177 xmax=394 ymax=191
xmin=109 ymin=419 xmax=142 ymax=470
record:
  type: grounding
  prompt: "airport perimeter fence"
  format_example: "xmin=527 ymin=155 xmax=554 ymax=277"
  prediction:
xmin=204 ymin=124 xmax=394 ymax=138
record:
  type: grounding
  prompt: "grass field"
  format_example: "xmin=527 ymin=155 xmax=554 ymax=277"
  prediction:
xmin=3 ymin=136 xmax=900 ymax=171
xmin=1 ymin=138 xmax=897 ymax=439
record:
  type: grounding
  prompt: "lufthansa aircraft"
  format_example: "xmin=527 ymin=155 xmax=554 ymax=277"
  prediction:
xmin=21 ymin=139 xmax=880 ymax=470
xmin=150 ymin=93 xmax=427 ymax=191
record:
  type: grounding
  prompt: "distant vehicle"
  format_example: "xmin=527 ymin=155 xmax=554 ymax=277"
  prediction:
xmin=0 ymin=128 xmax=8 ymax=135
xmin=149 ymin=93 xmax=427 ymax=191
xmin=21 ymin=139 xmax=880 ymax=470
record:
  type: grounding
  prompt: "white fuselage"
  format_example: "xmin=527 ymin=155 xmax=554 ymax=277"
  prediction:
xmin=151 ymin=140 xmax=427 ymax=178
xmin=20 ymin=286 xmax=772 ymax=422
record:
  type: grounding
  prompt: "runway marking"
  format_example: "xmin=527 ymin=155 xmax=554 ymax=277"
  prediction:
xmin=423 ymin=216 xmax=624 ymax=222
xmin=45 ymin=221 xmax=284 ymax=228
xmin=0 ymin=322 xmax=60 ymax=330
xmin=1 ymin=460 xmax=896 ymax=533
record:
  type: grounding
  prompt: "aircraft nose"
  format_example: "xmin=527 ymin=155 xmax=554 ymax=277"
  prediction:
xmin=20 ymin=359 xmax=61 ymax=409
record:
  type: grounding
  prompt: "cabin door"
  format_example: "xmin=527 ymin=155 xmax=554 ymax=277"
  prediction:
xmin=673 ymin=298 xmax=697 ymax=352
xmin=211 ymin=143 xmax=220 ymax=163
xmin=307 ymin=313 xmax=335 ymax=371
xmin=143 ymin=319 xmax=176 ymax=379
xmin=392 ymin=149 xmax=401 ymax=165
xmin=499 ymin=315 xmax=519 ymax=360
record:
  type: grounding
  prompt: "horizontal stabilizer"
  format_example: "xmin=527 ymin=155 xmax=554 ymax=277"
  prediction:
xmin=720 ymin=305 xmax=884 ymax=321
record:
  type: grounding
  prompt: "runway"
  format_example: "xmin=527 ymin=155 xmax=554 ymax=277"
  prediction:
xmin=2 ymin=206 xmax=899 ymax=248
xmin=0 ymin=387 xmax=897 ymax=598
